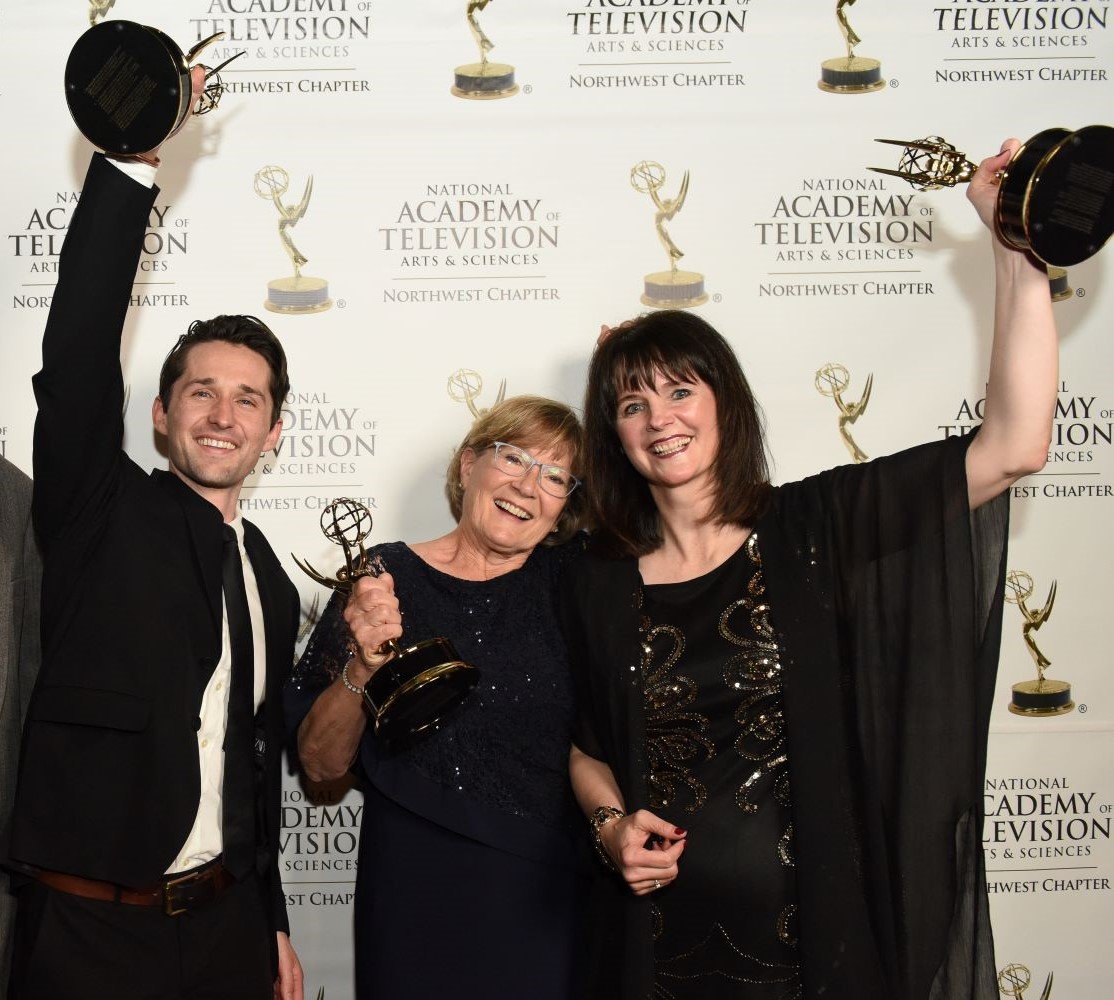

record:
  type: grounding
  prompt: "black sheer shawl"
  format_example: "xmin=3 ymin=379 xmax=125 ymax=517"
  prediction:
xmin=562 ymin=434 xmax=1008 ymax=1000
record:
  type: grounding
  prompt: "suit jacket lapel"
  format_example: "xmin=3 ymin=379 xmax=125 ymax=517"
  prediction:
xmin=151 ymin=469 xmax=224 ymax=641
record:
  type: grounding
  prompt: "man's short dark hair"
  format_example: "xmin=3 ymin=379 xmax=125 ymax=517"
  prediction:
xmin=158 ymin=315 xmax=290 ymax=425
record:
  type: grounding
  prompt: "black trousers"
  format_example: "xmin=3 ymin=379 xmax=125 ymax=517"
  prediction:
xmin=9 ymin=873 xmax=272 ymax=1000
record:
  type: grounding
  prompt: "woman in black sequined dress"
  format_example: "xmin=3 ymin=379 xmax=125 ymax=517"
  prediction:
xmin=563 ymin=143 xmax=1060 ymax=1000
xmin=286 ymin=396 xmax=586 ymax=999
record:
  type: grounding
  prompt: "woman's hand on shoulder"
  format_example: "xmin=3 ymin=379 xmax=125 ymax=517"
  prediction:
xmin=343 ymin=574 xmax=403 ymax=677
xmin=599 ymin=809 xmax=687 ymax=896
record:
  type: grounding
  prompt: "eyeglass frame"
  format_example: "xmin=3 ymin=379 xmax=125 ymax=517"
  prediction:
xmin=487 ymin=442 xmax=581 ymax=499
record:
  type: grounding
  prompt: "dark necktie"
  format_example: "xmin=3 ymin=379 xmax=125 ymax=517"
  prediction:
xmin=221 ymin=525 xmax=256 ymax=878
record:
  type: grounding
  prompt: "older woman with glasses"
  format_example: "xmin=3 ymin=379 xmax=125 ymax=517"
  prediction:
xmin=286 ymin=395 xmax=586 ymax=1000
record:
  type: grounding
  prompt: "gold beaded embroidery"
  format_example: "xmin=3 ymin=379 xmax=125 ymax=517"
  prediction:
xmin=639 ymin=597 xmax=715 ymax=814
xmin=719 ymin=535 xmax=795 ymax=867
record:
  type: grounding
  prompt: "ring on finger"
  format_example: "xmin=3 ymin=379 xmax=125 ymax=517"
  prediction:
xmin=653 ymin=879 xmax=662 ymax=891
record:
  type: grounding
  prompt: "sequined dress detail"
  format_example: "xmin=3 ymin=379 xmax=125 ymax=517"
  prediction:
xmin=640 ymin=535 xmax=801 ymax=1000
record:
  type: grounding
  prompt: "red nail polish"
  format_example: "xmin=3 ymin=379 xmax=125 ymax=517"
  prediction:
xmin=674 ymin=828 xmax=687 ymax=836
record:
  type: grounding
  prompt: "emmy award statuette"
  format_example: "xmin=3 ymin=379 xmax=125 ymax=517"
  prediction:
xmin=819 ymin=0 xmax=885 ymax=94
xmin=998 ymin=962 xmax=1053 ymax=1000
xmin=452 ymin=0 xmax=519 ymax=100
xmin=1004 ymin=571 xmax=1073 ymax=718
xmin=66 ymin=20 xmax=243 ymax=156
xmin=88 ymin=0 xmax=116 ymax=26
xmin=447 ymin=369 xmax=506 ymax=421
xmin=815 ymin=363 xmax=873 ymax=464
xmin=294 ymin=499 xmax=480 ymax=743
xmin=1047 ymin=266 xmax=1074 ymax=303
xmin=870 ymin=127 xmax=1114 ymax=268
xmin=631 ymin=160 xmax=709 ymax=309
xmin=254 ymin=165 xmax=332 ymax=315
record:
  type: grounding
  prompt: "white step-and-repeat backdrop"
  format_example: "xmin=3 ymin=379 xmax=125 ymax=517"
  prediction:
xmin=2 ymin=1 xmax=1112 ymax=996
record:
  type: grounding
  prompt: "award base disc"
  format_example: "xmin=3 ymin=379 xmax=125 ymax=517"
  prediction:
xmin=1021 ymin=125 xmax=1114 ymax=267
xmin=365 ymin=637 xmax=480 ymax=744
xmin=65 ymin=20 xmax=191 ymax=155
xmin=264 ymin=276 xmax=333 ymax=315
xmin=1048 ymin=266 xmax=1073 ymax=303
xmin=1008 ymin=678 xmax=1074 ymax=717
xmin=452 ymin=62 xmax=519 ymax=100
xmin=818 ymin=56 xmax=885 ymax=94
xmin=642 ymin=270 xmax=709 ymax=309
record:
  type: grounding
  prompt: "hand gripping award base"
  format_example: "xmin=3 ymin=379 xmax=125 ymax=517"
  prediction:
xmin=295 ymin=499 xmax=479 ymax=744
xmin=65 ymin=20 xmax=242 ymax=156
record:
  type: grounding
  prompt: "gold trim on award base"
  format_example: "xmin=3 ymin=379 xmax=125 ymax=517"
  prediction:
xmin=294 ymin=499 xmax=479 ymax=744
xmin=818 ymin=1 xmax=884 ymax=94
xmin=254 ymin=165 xmax=332 ymax=315
xmin=641 ymin=270 xmax=709 ymax=309
xmin=631 ymin=160 xmax=708 ymax=309
xmin=1004 ymin=570 xmax=1074 ymax=718
xmin=452 ymin=2 xmax=519 ymax=100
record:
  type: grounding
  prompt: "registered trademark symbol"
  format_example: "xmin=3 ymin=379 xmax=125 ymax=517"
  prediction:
xmin=1079 ymin=703 xmax=1088 ymax=714
xmin=712 ymin=293 xmax=723 ymax=304
xmin=523 ymin=84 xmax=533 ymax=95
xmin=337 ymin=299 xmax=347 ymax=308
xmin=889 ymin=78 xmax=899 ymax=88
xmin=1076 ymin=287 xmax=1086 ymax=298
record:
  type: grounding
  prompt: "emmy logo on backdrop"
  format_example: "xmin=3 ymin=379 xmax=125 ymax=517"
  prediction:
xmin=294 ymin=499 xmax=479 ymax=743
xmin=447 ymin=369 xmax=507 ymax=421
xmin=815 ymin=363 xmax=872 ymax=464
xmin=631 ymin=160 xmax=708 ymax=309
xmin=452 ymin=0 xmax=519 ymax=100
xmin=254 ymin=165 xmax=333 ymax=315
xmin=819 ymin=0 xmax=885 ymax=94
xmin=1004 ymin=571 xmax=1074 ymax=717
xmin=87 ymin=0 xmax=115 ymax=26
xmin=998 ymin=963 xmax=1053 ymax=1000
xmin=870 ymin=127 xmax=1114 ymax=278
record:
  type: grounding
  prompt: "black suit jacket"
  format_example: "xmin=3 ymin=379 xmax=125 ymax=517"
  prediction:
xmin=11 ymin=154 xmax=295 ymax=940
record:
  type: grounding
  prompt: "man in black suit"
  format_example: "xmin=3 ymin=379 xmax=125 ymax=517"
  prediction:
xmin=8 ymin=112 xmax=303 ymax=998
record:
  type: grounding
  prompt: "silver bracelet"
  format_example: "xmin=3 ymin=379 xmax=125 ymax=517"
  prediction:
xmin=340 ymin=656 xmax=365 ymax=696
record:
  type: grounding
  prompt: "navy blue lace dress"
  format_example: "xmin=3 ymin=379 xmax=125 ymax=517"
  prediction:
xmin=286 ymin=541 xmax=586 ymax=999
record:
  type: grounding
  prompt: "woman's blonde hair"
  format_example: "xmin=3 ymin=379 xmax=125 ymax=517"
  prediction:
xmin=445 ymin=395 xmax=585 ymax=545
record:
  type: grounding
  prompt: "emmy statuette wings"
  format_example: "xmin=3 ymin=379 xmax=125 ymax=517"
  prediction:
xmin=1003 ymin=571 xmax=1073 ymax=718
xmin=815 ymin=363 xmax=872 ymax=464
xmin=447 ymin=369 xmax=507 ymax=421
xmin=65 ymin=20 xmax=244 ymax=155
xmin=631 ymin=161 xmax=709 ymax=308
xmin=870 ymin=127 xmax=1114 ymax=270
xmin=294 ymin=499 xmax=479 ymax=743
xmin=997 ymin=962 xmax=1053 ymax=1000
xmin=254 ymin=165 xmax=333 ymax=315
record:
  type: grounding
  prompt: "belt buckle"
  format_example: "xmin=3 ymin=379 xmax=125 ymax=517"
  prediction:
xmin=163 ymin=866 xmax=214 ymax=917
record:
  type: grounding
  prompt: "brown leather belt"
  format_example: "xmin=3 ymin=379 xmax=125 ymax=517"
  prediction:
xmin=33 ymin=861 xmax=237 ymax=917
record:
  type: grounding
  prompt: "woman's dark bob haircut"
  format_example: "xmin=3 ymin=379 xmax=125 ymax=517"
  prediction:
xmin=584 ymin=310 xmax=771 ymax=558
